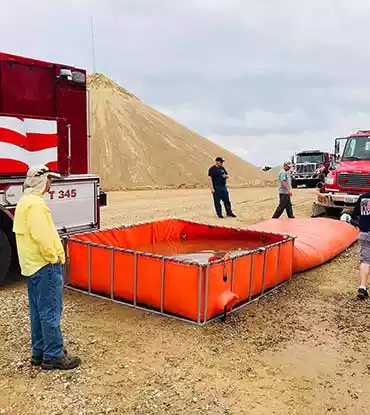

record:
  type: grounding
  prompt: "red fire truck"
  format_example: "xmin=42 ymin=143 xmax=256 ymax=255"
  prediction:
xmin=312 ymin=130 xmax=370 ymax=217
xmin=0 ymin=52 xmax=107 ymax=283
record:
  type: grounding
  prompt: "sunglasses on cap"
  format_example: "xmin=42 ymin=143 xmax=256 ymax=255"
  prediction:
xmin=31 ymin=166 xmax=61 ymax=179
xmin=33 ymin=167 xmax=52 ymax=177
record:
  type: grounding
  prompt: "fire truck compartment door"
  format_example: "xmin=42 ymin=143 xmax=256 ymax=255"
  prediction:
xmin=5 ymin=178 xmax=98 ymax=234
xmin=45 ymin=180 xmax=98 ymax=233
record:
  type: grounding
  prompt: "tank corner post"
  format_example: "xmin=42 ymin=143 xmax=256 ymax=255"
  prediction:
xmin=110 ymin=247 xmax=115 ymax=301
xmin=248 ymin=252 xmax=255 ymax=304
xmin=133 ymin=252 xmax=138 ymax=307
xmin=87 ymin=243 xmax=92 ymax=294
xmin=197 ymin=264 xmax=203 ymax=325
xmin=260 ymin=247 xmax=268 ymax=296
xmin=231 ymin=257 xmax=235 ymax=295
xmin=203 ymin=264 xmax=210 ymax=325
xmin=275 ymin=242 xmax=281 ymax=288
xmin=160 ymin=257 xmax=165 ymax=314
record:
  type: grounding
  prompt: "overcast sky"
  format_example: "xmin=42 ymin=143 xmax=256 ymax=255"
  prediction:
xmin=2 ymin=0 xmax=370 ymax=166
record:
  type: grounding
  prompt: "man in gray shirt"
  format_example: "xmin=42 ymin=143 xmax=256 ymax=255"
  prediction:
xmin=272 ymin=161 xmax=295 ymax=219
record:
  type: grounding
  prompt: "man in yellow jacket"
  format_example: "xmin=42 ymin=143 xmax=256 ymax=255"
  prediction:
xmin=13 ymin=165 xmax=81 ymax=370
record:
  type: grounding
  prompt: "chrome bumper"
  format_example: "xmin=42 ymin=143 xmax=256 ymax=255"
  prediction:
xmin=316 ymin=192 xmax=359 ymax=208
xmin=293 ymin=175 xmax=317 ymax=180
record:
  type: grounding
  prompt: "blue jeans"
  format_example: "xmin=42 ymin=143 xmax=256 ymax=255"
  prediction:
xmin=213 ymin=186 xmax=232 ymax=217
xmin=27 ymin=264 xmax=64 ymax=359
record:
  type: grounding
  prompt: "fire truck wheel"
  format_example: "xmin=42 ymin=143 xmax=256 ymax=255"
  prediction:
xmin=0 ymin=229 xmax=11 ymax=285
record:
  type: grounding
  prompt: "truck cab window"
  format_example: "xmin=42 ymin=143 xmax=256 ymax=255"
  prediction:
xmin=343 ymin=137 xmax=370 ymax=160
xmin=296 ymin=154 xmax=323 ymax=164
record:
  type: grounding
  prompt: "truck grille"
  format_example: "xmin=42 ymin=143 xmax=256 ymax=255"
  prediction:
xmin=338 ymin=173 xmax=370 ymax=189
xmin=295 ymin=164 xmax=316 ymax=174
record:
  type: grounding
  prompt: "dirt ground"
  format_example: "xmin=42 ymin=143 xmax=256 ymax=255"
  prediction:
xmin=1 ymin=187 xmax=369 ymax=415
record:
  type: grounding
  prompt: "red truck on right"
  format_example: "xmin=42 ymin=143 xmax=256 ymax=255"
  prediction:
xmin=312 ymin=129 xmax=370 ymax=218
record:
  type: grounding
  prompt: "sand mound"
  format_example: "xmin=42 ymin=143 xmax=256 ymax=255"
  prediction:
xmin=267 ymin=166 xmax=283 ymax=178
xmin=88 ymin=74 xmax=274 ymax=191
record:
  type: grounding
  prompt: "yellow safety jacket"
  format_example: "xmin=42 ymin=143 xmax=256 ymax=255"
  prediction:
xmin=13 ymin=194 xmax=65 ymax=277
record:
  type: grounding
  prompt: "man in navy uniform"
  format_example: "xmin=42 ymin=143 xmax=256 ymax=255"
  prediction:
xmin=342 ymin=191 xmax=370 ymax=299
xmin=208 ymin=157 xmax=236 ymax=219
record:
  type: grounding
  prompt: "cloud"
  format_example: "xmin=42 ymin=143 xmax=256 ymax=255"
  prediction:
xmin=211 ymin=112 xmax=370 ymax=166
xmin=2 ymin=0 xmax=370 ymax=166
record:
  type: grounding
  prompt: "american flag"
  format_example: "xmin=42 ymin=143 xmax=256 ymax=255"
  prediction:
xmin=0 ymin=116 xmax=58 ymax=175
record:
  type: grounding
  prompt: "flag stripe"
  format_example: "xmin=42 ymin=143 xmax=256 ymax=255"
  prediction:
xmin=0 ymin=128 xmax=57 ymax=151
xmin=0 ymin=127 xmax=25 ymax=147
xmin=25 ymin=133 xmax=58 ymax=151
xmin=0 ymin=116 xmax=58 ymax=175
xmin=0 ymin=159 xmax=28 ymax=174
xmin=24 ymin=118 xmax=57 ymax=134
xmin=0 ymin=159 xmax=58 ymax=175
xmin=0 ymin=141 xmax=57 ymax=166
xmin=0 ymin=116 xmax=26 ymax=136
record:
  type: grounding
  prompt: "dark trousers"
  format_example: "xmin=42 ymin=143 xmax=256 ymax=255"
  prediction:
xmin=27 ymin=264 xmax=64 ymax=359
xmin=213 ymin=186 xmax=232 ymax=217
xmin=272 ymin=193 xmax=294 ymax=218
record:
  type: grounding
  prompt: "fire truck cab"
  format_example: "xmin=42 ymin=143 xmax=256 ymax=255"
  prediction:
xmin=0 ymin=52 xmax=107 ymax=283
xmin=312 ymin=130 xmax=370 ymax=217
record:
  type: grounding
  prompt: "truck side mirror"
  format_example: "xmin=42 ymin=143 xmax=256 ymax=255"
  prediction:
xmin=335 ymin=142 xmax=340 ymax=154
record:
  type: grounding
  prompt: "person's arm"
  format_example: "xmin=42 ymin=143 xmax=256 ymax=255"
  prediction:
xmin=208 ymin=177 xmax=215 ymax=193
xmin=350 ymin=195 xmax=361 ymax=227
xmin=224 ymin=168 xmax=230 ymax=179
xmin=27 ymin=203 xmax=60 ymax=264
xmin=282 ymin=181 xmax=292 ymax=195
xmin=208 ymin=168 xmax=215 ymax=193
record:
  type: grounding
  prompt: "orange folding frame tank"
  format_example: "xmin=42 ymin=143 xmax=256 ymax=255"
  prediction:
xmin=64 ymin=219 xmax=294 ymax=324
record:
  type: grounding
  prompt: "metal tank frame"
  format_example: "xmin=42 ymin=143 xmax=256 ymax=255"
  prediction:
xmin=62 ymin=219 xmax=295 ymax=326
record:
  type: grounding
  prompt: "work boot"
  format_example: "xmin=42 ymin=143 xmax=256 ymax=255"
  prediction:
xmin=227 ymin=212 xmax=236 ymax=218
xmin=31 ymin=348 xmax=68 ymax=367
xmin=31 ymin=355 xmax=43 ymax=367
xmin=217 ymin=215 xmax=224 ymax=219
xmin=357 ymin=287 xmax=369 ymax=300
xmin=41 ymin=351 xmax=81 ymax=371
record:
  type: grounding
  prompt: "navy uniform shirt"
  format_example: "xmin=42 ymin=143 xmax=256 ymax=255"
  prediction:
xmin=351 ymin=192 xmax=370 ymax=232
xmin=208 ymin=165 xmax=228 ymax=188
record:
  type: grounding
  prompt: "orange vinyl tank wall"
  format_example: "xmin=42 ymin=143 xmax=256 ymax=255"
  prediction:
xmin=247 ymin=218 xmax=359 ymax=273
xmin=64 ymin=219 xmax=294 ymax=323
xmin=200 ymin=240 xmax=293 ymax=321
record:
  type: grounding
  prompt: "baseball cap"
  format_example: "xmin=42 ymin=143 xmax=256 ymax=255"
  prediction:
xmin=215 ymin=157 xmax=225 ymax=162
xmin=26 ymin=165 xmax=61 ymax=179
xmin=283 ymin=161 xmax=291 ymax=167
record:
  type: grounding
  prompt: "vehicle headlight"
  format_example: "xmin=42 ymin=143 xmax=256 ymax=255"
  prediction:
xmin=325 ymin=176 xmax=334 ymax=185
xmin=340 ymin=213 xmax=351 ymax=223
